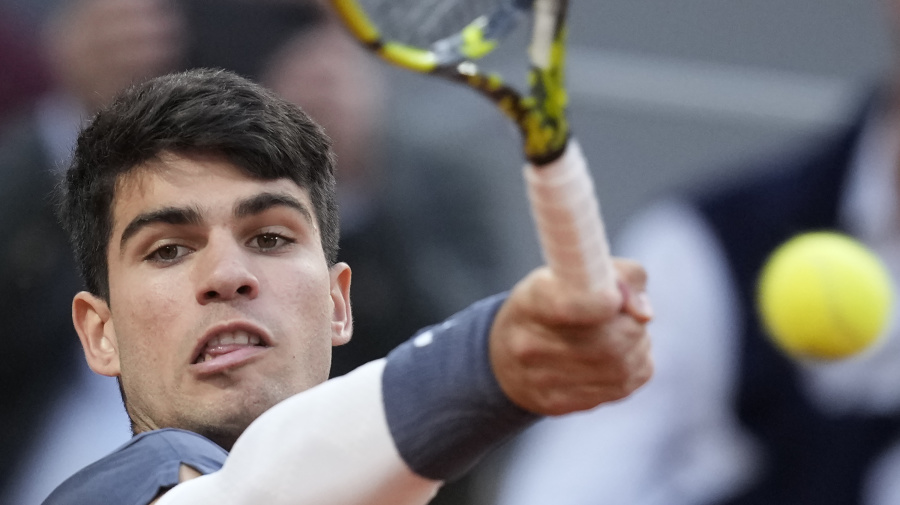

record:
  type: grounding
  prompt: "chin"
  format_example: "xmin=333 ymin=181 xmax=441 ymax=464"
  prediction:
xmin=188 ymin=407 xmax=263 ymax=451
xmin=183 ymin=393 xmax=277 ymax=451
xmin=179 ymin=374 xmax=319 ymax=449
xmin=194 ymin=424 xmax=245 ymax=451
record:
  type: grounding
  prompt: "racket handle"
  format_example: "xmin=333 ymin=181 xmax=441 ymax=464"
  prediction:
xmin=524 ymin=140 xmax=616 ymax=293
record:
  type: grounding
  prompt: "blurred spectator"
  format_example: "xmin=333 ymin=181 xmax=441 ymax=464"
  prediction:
xmin=0 ymin=4 xmax=49 ymax=124
xmin=42 ymin=0 xmax=184 ymax=113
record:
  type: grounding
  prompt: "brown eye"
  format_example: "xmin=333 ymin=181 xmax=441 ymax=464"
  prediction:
xmin=249 ymin=233 xmax=294 ymax=252
xmin=157 ymin=245 xmax=179 ymax=260
xmin=146 ymin=244 xmax=190 ymax=263
xmin=255 ymin=234 xmax=281 ymax=250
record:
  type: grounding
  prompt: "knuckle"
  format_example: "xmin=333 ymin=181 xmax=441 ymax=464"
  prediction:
xmin=506 ymin=335 xmax=545 ymax=367
xmin=540 ymin=395 xmax=572 ymax=417
xmin=595 ymin=287 xmax=624 ymax=317
xmin=625 ymin=353 xmax=655 ymax=393
xmin=526 ymin=378 xmax=568 ymax=416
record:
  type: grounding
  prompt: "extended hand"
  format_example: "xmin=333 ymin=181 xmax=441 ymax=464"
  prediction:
xmin=489 ymin=258 xmax=653 ymax=416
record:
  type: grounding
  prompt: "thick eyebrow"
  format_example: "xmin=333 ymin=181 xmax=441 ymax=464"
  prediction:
xmin=117 ymin=192 xmax=314 ymax=253
xmin=119 ymin=206 xmax=203 ymax=252
xmin=234 ymin=192 xmax=314 ymax=225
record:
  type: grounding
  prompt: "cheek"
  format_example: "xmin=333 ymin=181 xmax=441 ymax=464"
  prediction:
xmin=259 ymin=263 xmax=334 ymax=339
xmin=113 ymin=278 xmax=185 ymax=363
xmin=262 ymin=256 xmax=332 ymax=304
xmin=273 ymin=279 xmax=332 ymax=329
xmin=121 ymin=277 xmax=184 ymax=327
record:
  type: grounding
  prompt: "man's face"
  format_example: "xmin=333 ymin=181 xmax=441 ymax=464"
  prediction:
xmin=73 ymin=152 xmax=351 ymax=448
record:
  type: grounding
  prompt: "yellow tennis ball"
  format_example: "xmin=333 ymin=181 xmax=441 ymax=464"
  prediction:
xmin=757 ymin=232 xmax=894 ymax=360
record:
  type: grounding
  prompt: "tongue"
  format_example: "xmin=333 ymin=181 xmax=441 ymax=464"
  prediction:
xmin=205 ymin=343 xmax=255 ymax=359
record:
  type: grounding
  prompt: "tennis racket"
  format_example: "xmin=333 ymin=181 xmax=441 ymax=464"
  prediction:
xmin=329 ymin=0 xmax=616 ymax=294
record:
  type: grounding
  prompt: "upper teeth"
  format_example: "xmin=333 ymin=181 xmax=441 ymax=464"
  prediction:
xmin=207 ymin=331 xmax=261 ymax=348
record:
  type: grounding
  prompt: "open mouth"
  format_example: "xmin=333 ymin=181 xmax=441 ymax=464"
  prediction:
xmin=193 ymin=330 xmax=269 ymax=365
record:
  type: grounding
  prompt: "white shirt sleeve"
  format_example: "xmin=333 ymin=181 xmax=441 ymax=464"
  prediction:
xmin=493 ymin=199 xmax=762 ymax=505
xmin=157 ymin=360 xmax=441 ymax=505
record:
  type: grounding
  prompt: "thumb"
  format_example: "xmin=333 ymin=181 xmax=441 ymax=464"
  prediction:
xmin=614 ymin=258 xmax=653 ymax=323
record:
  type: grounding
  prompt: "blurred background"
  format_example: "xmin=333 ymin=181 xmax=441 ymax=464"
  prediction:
xmin=0 ymin=0 xmax=895 ymax=504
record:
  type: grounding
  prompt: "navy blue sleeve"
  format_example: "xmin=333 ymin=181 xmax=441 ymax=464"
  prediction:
xmin=382 ymin=293 xmax=540 ymax=481
xmin=42 ymin=428 xmax=227 ymax=505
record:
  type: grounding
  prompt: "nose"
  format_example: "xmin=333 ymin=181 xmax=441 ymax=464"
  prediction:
xmin=195 ymin=235 xmax=260 ymax=304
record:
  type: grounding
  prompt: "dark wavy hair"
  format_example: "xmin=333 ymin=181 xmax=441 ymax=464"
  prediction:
xmin=59 ymin=68 xmax=339 ymax=300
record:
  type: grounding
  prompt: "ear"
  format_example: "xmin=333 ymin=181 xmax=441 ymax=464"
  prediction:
xmin=329 ymin=262 xmax=353 ymax=346
xmin=72 ymin=291 xmax=121 ymax=377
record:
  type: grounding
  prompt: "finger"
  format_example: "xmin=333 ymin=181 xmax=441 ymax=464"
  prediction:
xmin=522 ymin=268 xmax=623 ymax=326
xmin=503 ymin=312 xmax=651 ymax=384
xmin=613 ymin=257 xmax=647 ymax=292
xmin=612 ymin=259 xmax=653 ymax=323
xmin=618 ymin=281 xmax=653 ymax=324
xmin=511 ymin=332 xmax=653 ymax=415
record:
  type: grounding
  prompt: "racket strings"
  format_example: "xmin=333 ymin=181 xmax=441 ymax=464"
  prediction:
xmin=358 ymin=0 xmax=511 ymax=47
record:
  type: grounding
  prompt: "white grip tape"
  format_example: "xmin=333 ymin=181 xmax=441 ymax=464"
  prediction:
xmin=524 ymin=140 xmax=615 ymax=293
